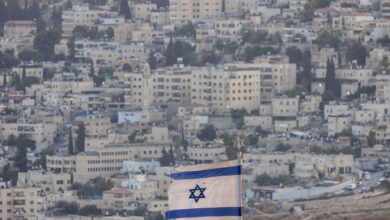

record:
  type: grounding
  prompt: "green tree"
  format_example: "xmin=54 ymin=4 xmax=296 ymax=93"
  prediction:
xmin=122 ymin=63 xmax=132 ymax=72
xmin=72 ymin=25 xmax=90 ymax=38
xmin=105 ymin=27 xmax=114 ymax=39
xmin=119 ymin=0 xmax=131 ymax=19
xmin=43 ymin=68 xmax=55 ymax=80
xmin=65 ymin=0 xmax=73 ymax=9
xmin=255 ymin=173 xmax=296 ymax=186
xmin=51 ymin=7 xmax=62 ymax=31
xmin=0 ymin=51 xmax=19 ymax=68
xmin=346 ymin=41 xmax=367 ymax=67
xmin=3 ymin=73 xmax=6 ymax=87
xmin=18 ymin=50 xmax=44 ymax=62
xmin=197 ymin=124 xmax=217 ymax=141
xmin=33 ymin=29 xmax=61 ymax=60
xmin=55 ymin=201 xmax=79 ymax=214
xmin=152 ymin=213 xmax=164 ymax=220
xmin=246 ymin=134 xmax=259 ymax=146
xmin=231 ymin=108 xmax=247 ymax=129
xmin=94 ymin=67 xmax=114 ymax=86
xmin=255 ymin=126 xmax=268 ymax=137
xmin=159 ymin=147 xmax=174 ymax=166
xmin=151 ymin=0 xmax=169 ymax=8
xmin=22 ymin=67 xmax=26 ymax=79
xmin=165 ymin=38 xmax=177 ymax=66
xmin=148 ymin=52 xmax=157 ymax=70
xmin=75 ymin=124 xmax=86 ymax=153
xmin=367 ymin=130 xmax=376 ymax=147
xmin=6 ymin=134 xmax=16 ymax=145
xmin=286 ymin=47 xmax=303 ymax=65
xmin=93 ymin=177 xmax=114 ymax=194
xmin=220 ymin=133 xmax=238 ymax=160
xmin=68 ymin=129 xmax=74 ymax=155
xmin=36 ymin=146 xmax=54 ymax=170
xmin=0 ymin=164 xmax=18 ymax=186
xmin=302 ymin=50 xmax=312 ymax=91
xmin=67 ymin=36 xmax=75 ymax=59
xmin=377 ymin=35 xmax=390 ymax=46
xmin=6 ymin=0 xmax=23 ymax=20
xmin=275 ymin=143 xmax=291 ymax=152
xmin=78 ymin=205 xmax=101 ymax=216
xmin=37 ymin=21 xmax=47 ymax=33
xmin=175 ymin=22 xmax=196 ymax=39
xmin=15 ymin=134 xmax=36 ymax=171
xmin=242 ymin=30 xmax=269 ymax=44
xmin=315 ymin=30 xmax=341 ymax=49
xmin=164 ymin=38 xmax=195 ymax=66
xmin=285 ymin=87 xmax=303 ymax=97
xmin=220 ymin=41 xmax=238 ymax=54
xmin=243 ymin=46 xmax=277 ymax=62
xmin=301 ymin=0 xmax=332 ymax=22
xmin=13 ymin=76 xmax=40 ymax=92
xmin=28 ymin=1 xmax=41 ymax=19
xmin=323 ymin=58 xmax=340 ymax=101
xmin=74 ymin=177 xmax=113 ymax=198
xmin=0 ymin=1 xmax=6 ymax=33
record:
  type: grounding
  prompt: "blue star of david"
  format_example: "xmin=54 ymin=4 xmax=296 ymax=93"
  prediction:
xmin=189 ymin=184 xmax=206 ymax=203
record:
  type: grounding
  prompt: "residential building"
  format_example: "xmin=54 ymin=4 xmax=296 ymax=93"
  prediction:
xmin=4 ymin=20 xmax=37 ymax=39
xmin=0 ymin=181 xmax=44 ymax=220
xmin=169 ymin=0 xmax=223 ymax=25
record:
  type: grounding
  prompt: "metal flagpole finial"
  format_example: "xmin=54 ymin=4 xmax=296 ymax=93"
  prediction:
xmin=233 ymin=135 xmax=246 ymax=161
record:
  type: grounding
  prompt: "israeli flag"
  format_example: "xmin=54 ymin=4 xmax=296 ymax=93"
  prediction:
xmin=166 ymin=160 xmax=242 ymax=219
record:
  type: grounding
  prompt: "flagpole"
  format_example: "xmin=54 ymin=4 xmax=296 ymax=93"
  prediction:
xmin=240 ymin=150 xmax=244 ymax=220
xmin=234 ymin=135 xmax=245 ymax=220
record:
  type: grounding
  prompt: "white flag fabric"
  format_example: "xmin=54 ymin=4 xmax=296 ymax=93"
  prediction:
xmin=166 ymin=160 xmax=242 ymax=219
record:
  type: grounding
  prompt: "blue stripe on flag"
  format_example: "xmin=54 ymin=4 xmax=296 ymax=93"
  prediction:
xmin=166 ymin=207 xmax=241 ymax=219
xmin=170 ymin=165 xmax=241 ymax=180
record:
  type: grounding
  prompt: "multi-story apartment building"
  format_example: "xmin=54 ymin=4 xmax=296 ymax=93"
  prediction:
xmin=244 ymin=153 xmax=353 ymax=178
xmin=187 ymin=139 xmax=227 ymax=164
xmin=324 ymin=103 xmax=350 ymax=120
xmin=74 ymin=144 xmax=168 ymax=183
xmin=381 ymin=0 xmax=390 ymax=18
xmin=0 ymin=122 xmax=57 ymax=144
xmin=375 ymin=74 xmax=390 ymax=103
xmin=46 ymin=143 xmax=170 ymax=183
xmin=130 ymin=2 xmax=157 ymax=21
xmin=12 ymin=64 xmax=44 ymax=81
xmin=271 ymin=96 xmax=299 ymax=118
xmin=124 ymin=66 xmax=192 ymax=105
xmin=150 ymin=9 xmax=170 ymax=26
xmin=46 ymin=155 xmax=76 ymax=173
xmin=0 ymin=35 xmax=34 ymax=56
xmin=3 ymin=20 xmax=37 ymax=39
xmin=121 ymin=42 xmax=150 ymax=61
xmin=222 ymin=62 xmax=296 ymax=103
xmin=74 ymin=114 xmax=111 ymax=137
xmin=169 ymin=0 xmax=223 ymax=25
xmin=190 ymin=66 xmax=261 ymax=111
xmin=74 ymin=40 xmax=122 ymax=67
xmin=328 ymin=114 xmax=352 ymax=136
xmin=130 ymin=24 xmax=166 ymax=43
xmin=74 ymin=40 xmax=150 ymax=68
xmin=41 ymin=74 xmax=94 ymax=94
xmin=315 ymin=67 xmax=373 ymax=86
xmin=0 ymin=181 xmax=44 ymax=220
xmin=224 ymin=0 xmax=257 ymax=16
xmin=124 ymin=61 xmax=295 ymax=112
xmin=62 ymin=4 xmax=117 ymax=37
xmin=214 ymin=19 xmax=249 ymax=41
xmin=17 ymin=170 xmax=72 ymax=193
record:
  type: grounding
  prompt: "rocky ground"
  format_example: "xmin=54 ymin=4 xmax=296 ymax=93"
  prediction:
xmin=245 ymin=190 xmax=390 ymax=220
